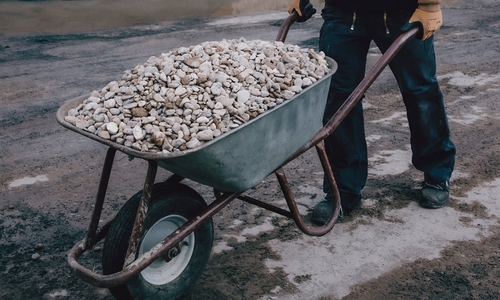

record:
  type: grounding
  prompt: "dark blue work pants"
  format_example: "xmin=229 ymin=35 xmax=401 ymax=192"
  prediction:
xmin=319 ymin=7 xmax=456 ymax=209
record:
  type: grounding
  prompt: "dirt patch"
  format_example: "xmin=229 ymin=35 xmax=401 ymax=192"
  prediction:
xmin=344 ymin=228 xmax=500 ymax=300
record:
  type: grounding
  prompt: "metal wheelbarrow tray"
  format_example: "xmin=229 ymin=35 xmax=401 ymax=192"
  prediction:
xmin=57 ymin=56 xmax=337 ymax=193
xmin=57 ymin=10 xmax=419 ymax=299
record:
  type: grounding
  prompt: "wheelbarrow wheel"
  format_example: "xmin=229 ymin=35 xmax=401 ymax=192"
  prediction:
xmin=102 ymin=182 xmax=214 ymax=300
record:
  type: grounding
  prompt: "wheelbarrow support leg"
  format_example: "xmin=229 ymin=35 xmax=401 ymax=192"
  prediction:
xmin=123 ymin=159 xmax=158 ymax=267
xmin=85 ymin=147 xmax=117 ymax=249
xmin=274 ymin=144 xmax=341 ymax=237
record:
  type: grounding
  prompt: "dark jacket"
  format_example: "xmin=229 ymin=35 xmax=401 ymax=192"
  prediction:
xmin=324 ymin=0 xmax=419 ymax=12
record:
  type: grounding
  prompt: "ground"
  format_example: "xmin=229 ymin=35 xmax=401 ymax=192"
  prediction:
xmin=1 ymin=0 xmax=500 ymax=299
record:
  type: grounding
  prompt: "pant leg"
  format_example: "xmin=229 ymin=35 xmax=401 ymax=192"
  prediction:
xmin=373 ymin=10 xmax=456 ymax=184
xmin=319 ymin=7 xmax=372 ymax=208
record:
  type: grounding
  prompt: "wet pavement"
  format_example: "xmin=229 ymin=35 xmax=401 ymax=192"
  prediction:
xmin=0 ymin=0 xmax=322 ymax=36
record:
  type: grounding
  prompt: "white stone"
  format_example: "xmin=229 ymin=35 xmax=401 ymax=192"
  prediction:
xmin=106 ymin=122 xmax=119 ymax=135
xmin=64 ymin=116 xmax=77 ymax=125
xmin=184 ymin=57 xmax=205 ymax=68
xmin=75 ymin=119 xmax=90 ymax=129
xmin=132 ymin=125 xmax=145 ymax=140
xmin=196 ymin=116 xmax=210 ymax=124
xmin=104 ymin=99 xmax=116 ymax=108
xmin=249 ymin=87 xmax=261 ymax=96
xmin=294 ymin=78 xmax=303 ymax=87
xmin=237 ymin=90 xmax=250 ymax=104
xmin=283 ymin=90 xmax=295 ymax=100
xmin=84 ymin=102 xmax=99 ymax=111
xmin=99 ymin=130 xmax=111 ymax=140
xmin=303 ymin=78 xmax=313 ymax=87
xmin=289 ymin=86 xmax=302 ymax=93
xmin=67 ymin=108 xmax=79 ymax=117
xmin=142 ymin=117 xmax=156 ymax=124
xmin=199 ymin=61 xmax=213 ymax=75
xmin=210 ymin=82 xmax=223 ymax=96
xmin=154 ymin=93 xmax=165 ymax=102
xmin=172 ymin=139 xmax=186 ymax=147
xmin=212 ymin=109 xmax=227 ymax=116
xmin=216 ymin=95 xmax=233 ymax=107
xmin=175 ymin=87 xmax=187 ymax=96
xmin=196 ymin=130 xmax=214 ymax=141
xmin=88 ymin=96 xmax=101 ymax=103
xmin=104 ymin=91 xmax=115 ymax=99
xmin=186 ymin=138 xmax=202 ymax=149
xmin=123 ymin=102 xmax=138 ymax=109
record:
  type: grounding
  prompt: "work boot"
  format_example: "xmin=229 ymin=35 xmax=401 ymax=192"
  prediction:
xmin=419 ymin=181 xmax=449 ymax=209
xmin=311 ymin=199 xmax=343 ymax=225
xmin=311 ymin=194 xmax=360 ymax=225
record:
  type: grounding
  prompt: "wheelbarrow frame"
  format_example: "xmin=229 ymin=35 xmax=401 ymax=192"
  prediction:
xmin=61 ymin=11 xmax=419 ymax=290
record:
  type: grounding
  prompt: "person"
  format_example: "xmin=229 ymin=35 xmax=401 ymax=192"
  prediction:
xmin=288 ymin=0 xmax=456 ymax=224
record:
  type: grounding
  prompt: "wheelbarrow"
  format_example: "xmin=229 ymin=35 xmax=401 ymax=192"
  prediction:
xmin=57 ymin=10 xmax=420 ymax=300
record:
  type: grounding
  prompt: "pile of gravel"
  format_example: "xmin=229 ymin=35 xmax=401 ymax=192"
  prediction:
xmin=65 ymin=38 xmax=330 ymax=153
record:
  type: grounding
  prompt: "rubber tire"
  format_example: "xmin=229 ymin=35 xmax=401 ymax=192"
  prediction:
xmin=102 ymin=182 xmax=214 ymax=300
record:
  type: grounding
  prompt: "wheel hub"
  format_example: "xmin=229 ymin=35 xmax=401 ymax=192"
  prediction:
xmin=139 ymin=215 xmax=195 ymax=285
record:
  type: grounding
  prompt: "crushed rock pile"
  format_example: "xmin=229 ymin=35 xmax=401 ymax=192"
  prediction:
xmin=65 ymin=38 xmax=330 ymax=153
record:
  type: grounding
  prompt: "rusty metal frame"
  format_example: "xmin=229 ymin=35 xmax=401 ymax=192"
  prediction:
xmin=276 ymin=11 xmax=299 ymax=42
xmin=66 ymin=17 xmax=419 ymax=290
xmin=236 ymin=142 xmax=341 ymax=235
xmin=67 ymin=153 xmax=242 ymax=287
xmin=66 ymin=144 xmax=338 ymax=288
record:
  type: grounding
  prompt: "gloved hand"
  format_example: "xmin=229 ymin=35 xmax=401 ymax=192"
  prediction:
xmin=409 ymin=3 xmax=443 ymax=40
xmin=288 ymin=0 xmax=316 ymax=23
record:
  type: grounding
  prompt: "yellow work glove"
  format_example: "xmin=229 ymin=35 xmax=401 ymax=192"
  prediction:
xmin=288 ymin=0 xmax=316 ymax=23
xmin=409 ymin=4 xmax=443 ymax=40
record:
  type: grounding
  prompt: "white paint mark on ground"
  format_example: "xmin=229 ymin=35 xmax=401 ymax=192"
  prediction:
xmin=453 ymin=177 xmax=500 ymax=217
xmin=213 ymin=240 xmax=234 ymax=254
xmin=207 ymin=12 xmax=289 ymax=26
xmin=214 ymin=217 xmax=278 ymax=253
xmin=448 ymin=95 xmax=476 ymax=105
xmin=370 ymin=111 xmax=407 ymax=126
xmin=9 ymin=175 xmax=49 ymax=188
xmin=262 ymin=177 xmax=500 ymax=300
xmin=43 ymin=289 xmax=69 ymax=299
xmin=450 ymin=169 xmax=470 ymax=180
xmin=297 ymin=184 xmax=323 ymax=196
xmin=363 ymin=101 xmax=375 ymax=109
xmin=366 ymin=134 xmax=382 ymax=145
xmin=438 ymin=71 xmax=500 ymax=86
xmin=449 ymin=106 xmax=488 ymax=125
xmin=241 ymin=217 xmax=275 ymax=236
xmin=229 ymin=219 xmax=244 ymax=228
xmin=368 ymin=147 xmax=412 ymax=176
xmin=452 ymin=31 xmax=475 ymax=36
xmin=362 ymin=197 xmax=378 ymax=207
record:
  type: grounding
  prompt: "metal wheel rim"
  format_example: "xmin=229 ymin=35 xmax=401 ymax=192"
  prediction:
xmin=139 ymin=214 xmax=195 ymax=285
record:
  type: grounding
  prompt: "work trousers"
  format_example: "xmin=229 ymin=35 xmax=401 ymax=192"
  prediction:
xmin=319 ymin=6 xmax=456 ymax=209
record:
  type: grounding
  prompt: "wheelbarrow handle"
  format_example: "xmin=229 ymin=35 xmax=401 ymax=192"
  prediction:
xmin=320 ymin=26 xmax=420 ymax=140
xmin=276 ymin=10 xmax=300 ymax=42
xmin=286 ymin=26 xmax=421 ymax=157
